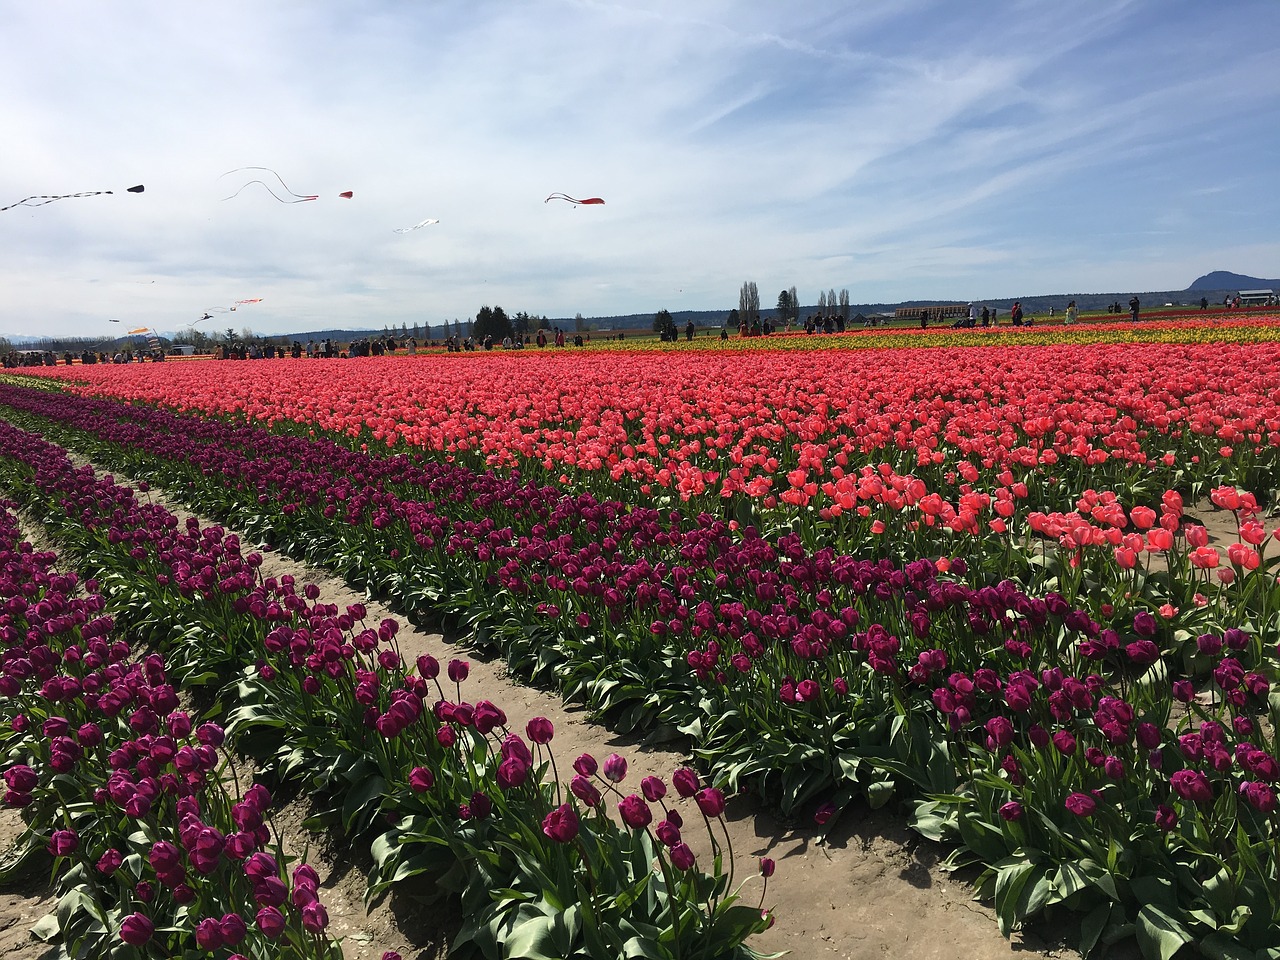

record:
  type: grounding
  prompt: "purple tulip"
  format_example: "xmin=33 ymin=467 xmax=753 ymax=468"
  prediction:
xmin=243 ymin=852 xmax=278 ymax=880
xmin=603 ymin=753 xmax=628 ymax=783
xmin=655 ymin=817 xmax=681 ymax=847
xmin=3 ymin=765 xmax=37 ymax=793
xmin=669 ymin=842 xmax=696 ymax=870
xmin=119 ymin=912 xmax=154 ymax=946
xmin=195 ymin=917 xmax=224 ymax=950
xmin=618 ymin=794 xmax=653 ymax=829
xmin=1064 ymin=793 xmax=1096 ymax=817
xmin=1170 ymin=769 xmax=1213 ymax=803
xmin=542 ymin=803 xmax=580 ymax=843
xmin=472 ymin=700 xmax=506 ymax=734
xmin=695 ymin=787 xmax=726 ymax=818
xmin=255 ymin=906 xmax=286 ymax=938
xmin=220 ymin=912 xmax=247 ymax=946
xmin=525 ymin=716 xmax=554 ymax=744
xmin=570 ymin=775 xmax=602 ymax=808
xmin=496 ymin=756 xmax=530 ymax=790
xmin=301 ymin=901 xmax=329 ymax=933
xmin=672 ymin=766 xmax=699 ymax=798
xmin=48 ymin=829 xmax=78 ymax=857
xmin=409 ymin=767 xmax=434 ymax=793
xmin=641 ymin=776 xmax=666 ymax=802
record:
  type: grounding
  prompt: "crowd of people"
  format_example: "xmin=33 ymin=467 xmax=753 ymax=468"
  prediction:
xmin=19 ymin=295 xmax=1272 ymax=367
xmin=3 ymin=348 xmax=167 ymax=367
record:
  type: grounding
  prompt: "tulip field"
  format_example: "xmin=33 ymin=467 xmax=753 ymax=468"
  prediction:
xmin=6 ymin=315 xmax=1280 ymax=958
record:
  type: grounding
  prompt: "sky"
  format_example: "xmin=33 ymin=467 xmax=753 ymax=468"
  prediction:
xmin=3 ymin=0 xmax=1279 ymax=340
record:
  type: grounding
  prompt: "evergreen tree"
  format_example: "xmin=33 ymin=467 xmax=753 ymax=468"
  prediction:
xmin=473 ymin=305 xmax=513 ymax=341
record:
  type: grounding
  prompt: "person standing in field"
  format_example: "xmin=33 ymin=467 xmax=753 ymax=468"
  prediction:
xmin=1129 ymin=296 xmax=1140 ymax=321
xmin=1065 ymin=300 xmax=1078 ymax=324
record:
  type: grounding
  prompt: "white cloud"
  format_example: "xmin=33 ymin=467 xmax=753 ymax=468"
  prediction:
xmin=3 ymin=0 xmax=1280 ymax=338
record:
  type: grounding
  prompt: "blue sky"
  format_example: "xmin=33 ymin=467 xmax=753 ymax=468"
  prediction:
xmin=3 ymin=0 xmax=1279 ymax=339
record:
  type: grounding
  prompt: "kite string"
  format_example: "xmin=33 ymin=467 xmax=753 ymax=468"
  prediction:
xmin=219 ymin=167 xmax=318 ymax=203
xmin=221 ymin=180 xmax=317 ymax=204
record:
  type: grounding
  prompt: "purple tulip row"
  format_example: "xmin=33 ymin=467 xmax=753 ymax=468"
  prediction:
xmin=0 ymin=414 xmax=773 ymax=957
xmin=0 ymin=496 xmax=344 ymax=958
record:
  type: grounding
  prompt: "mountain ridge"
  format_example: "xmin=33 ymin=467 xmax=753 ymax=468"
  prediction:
xmin=1187 ymin=271 xmax=1280 ymax=291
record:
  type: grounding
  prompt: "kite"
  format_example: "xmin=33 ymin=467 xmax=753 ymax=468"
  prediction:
xmin=108 ymin=318 xmax=122 ymax=323
xmin=127 ymin=327 xmax=150 ymax=335
xmin=393 ymin=218 xmax=440 ymax=233
xmin=545 ymin=193 xmax=605 ymax=206
xmin=2 ymin=184 xmax=144 ymax=213
xmin=200 ymin=298 xmax=261 ymax=317
xmin=219 ymin=167 xmax=352 ymax=203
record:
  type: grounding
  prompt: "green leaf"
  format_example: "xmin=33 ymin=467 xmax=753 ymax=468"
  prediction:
xmin=866 ymin=780 xmax=895 ymax=809
xmin=993 ymin=855 xmax=1037 ymax=937
xmin=1136 ymin=904 xmax=1193 ymax=960
xmin=30 ymin=913 xmax=59 ymax=942
xmin=1130 ymin=873 xmax=1177 ymax=911
xmin=1079 ymin=902 xmax=1112 ymax=958
xmin=1219 ymin=905 xmax=1253 ymax=937
xmin=1052 ymin=859 xmax=1118 ymax=904
xmin=342 ymin=774 xmax=388 ymax=833
xmin=500 ymin=913 xmax=559 ymax=960
xmin=623 ymin=936 xmax=670 ymax=959
xmin=1200 ymin=932 xmax=1256 ymax=960
xmin=1200 ymin=866 xmax=1236 ymax=919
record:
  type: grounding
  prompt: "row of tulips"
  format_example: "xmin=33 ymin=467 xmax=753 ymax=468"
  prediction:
xmin=0 ymin=500 xmax=345 ymax=959
xmin=572 ymin=315 xmax=1280 ymax=352
xmin=0 ymin=418 xmax=773 ymax=959
xmin=26 ymin=336 xmax=1280 ymax=518
xmin=3 ymin=384 xmax=1279 ymax=955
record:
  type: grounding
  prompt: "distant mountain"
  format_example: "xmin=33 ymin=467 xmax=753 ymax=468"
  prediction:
xmin=1187 ymin=271 xmax=1280 ymax=291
